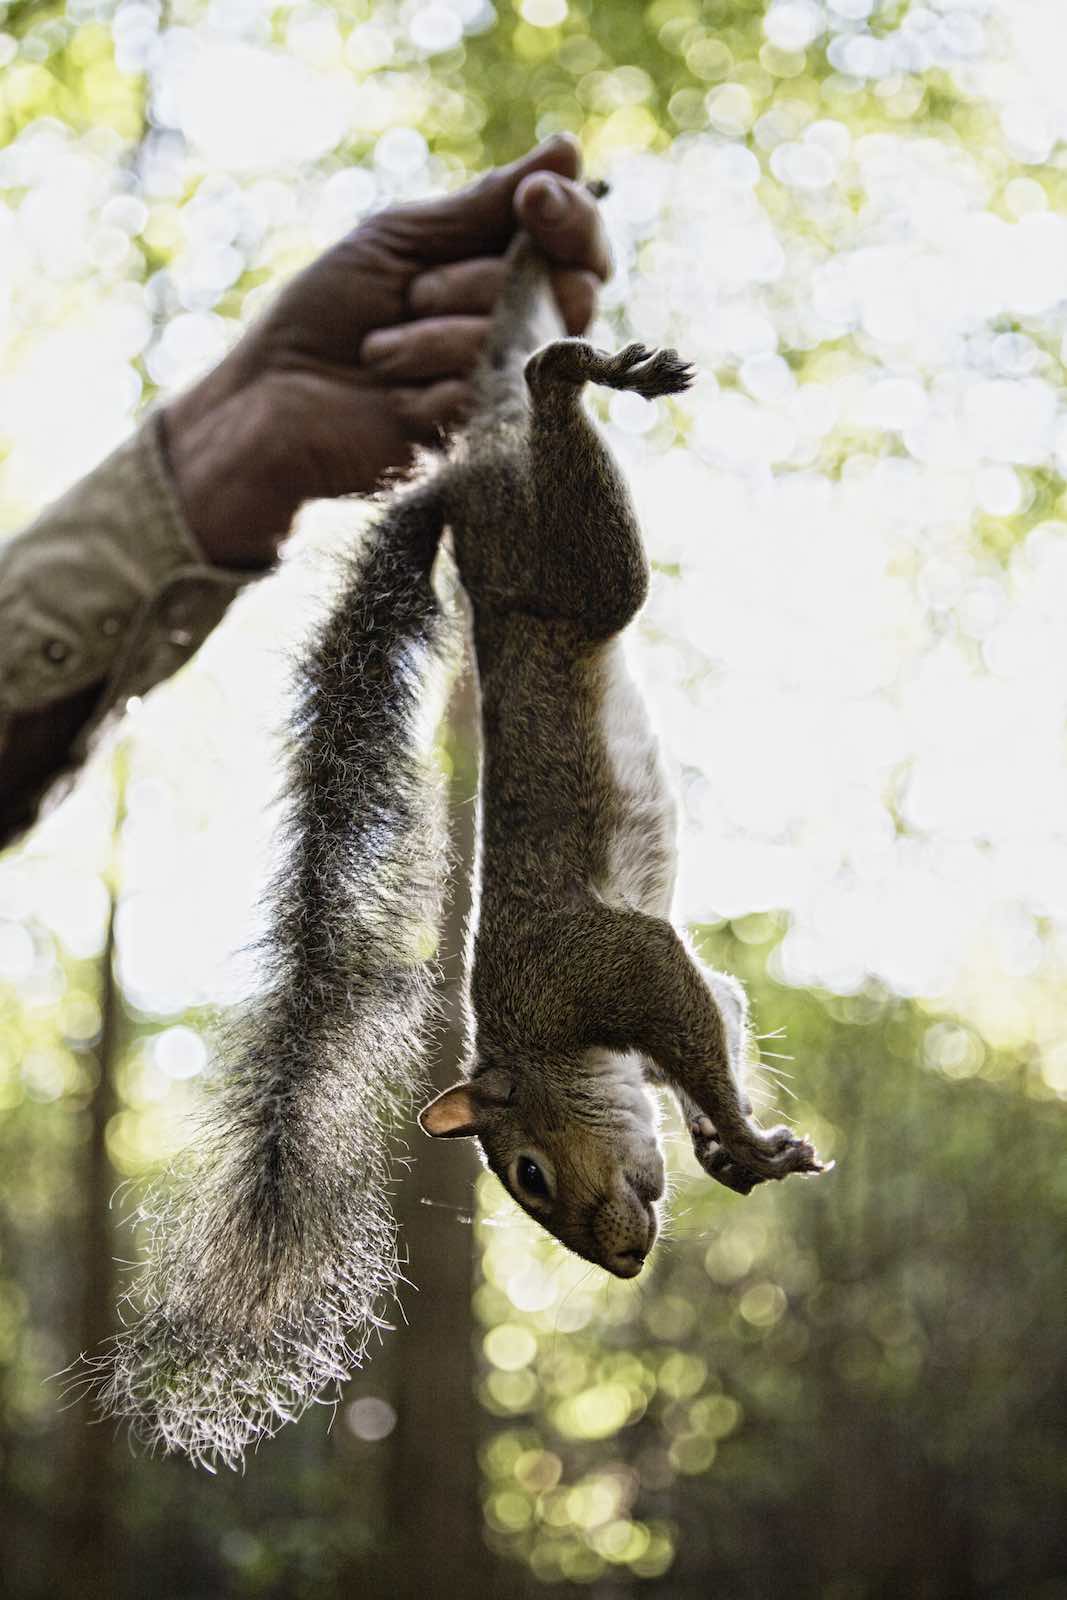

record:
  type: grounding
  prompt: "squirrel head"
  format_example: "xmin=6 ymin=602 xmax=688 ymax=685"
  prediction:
xmin=419 ymin=1052 xmax=665 ymax=1278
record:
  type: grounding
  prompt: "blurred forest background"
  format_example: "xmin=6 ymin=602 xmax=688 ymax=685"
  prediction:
xmin=2 ymin=0 xmax=1066 ymax=1595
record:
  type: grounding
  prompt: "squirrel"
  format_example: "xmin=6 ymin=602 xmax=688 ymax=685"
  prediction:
xmin=88 ymin=213 xmax=827 ymax=1469
xmin=418 ymin=234 xmax=828 ymax=1275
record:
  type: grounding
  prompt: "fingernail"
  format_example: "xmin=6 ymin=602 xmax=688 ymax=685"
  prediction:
xmin=530 ymin=175 xmax=567 ymax=225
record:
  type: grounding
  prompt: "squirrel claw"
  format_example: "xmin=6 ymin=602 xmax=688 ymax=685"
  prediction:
xmin=612 ymin=344 xmax=694 ymax=399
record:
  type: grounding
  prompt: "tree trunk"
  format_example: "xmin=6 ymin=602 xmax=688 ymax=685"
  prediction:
xmin=380 ymin=659 xmax=487 ymax=1599
xmin=67 ymin=764 xmax=125 ymax=1598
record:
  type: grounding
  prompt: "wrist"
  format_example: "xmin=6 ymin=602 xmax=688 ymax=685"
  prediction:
xmin=161 ymin=375 xmax=305 ymax=570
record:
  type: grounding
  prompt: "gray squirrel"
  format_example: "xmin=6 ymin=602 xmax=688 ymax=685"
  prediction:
xmin=89 ymin=219 xmax=826 ymax=1469
xmin=418 ymin=235 xmax=827 ymax=1270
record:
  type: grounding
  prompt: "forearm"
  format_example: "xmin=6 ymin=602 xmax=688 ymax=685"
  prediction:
xmin=526 ymin=907 xmax=748 ymax=1125
xmin=161 ymin=366 xmax=309 ymax=569
xmin=546 ymin=908 xmax=821 ymax=1178
xmin=0 ymin=409 xmax=258 ymax=851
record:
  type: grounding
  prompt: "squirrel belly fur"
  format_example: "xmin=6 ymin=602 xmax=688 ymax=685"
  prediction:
xmin=87 ymin=224 xmax=828 ymax=1469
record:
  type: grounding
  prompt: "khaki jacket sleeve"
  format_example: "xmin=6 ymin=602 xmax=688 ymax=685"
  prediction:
xmin=0 ymin=409 xmax=256 ymax=848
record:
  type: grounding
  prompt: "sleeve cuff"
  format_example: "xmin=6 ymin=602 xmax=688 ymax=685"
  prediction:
xmin=0 ymin=409 xmax=254 ymax=719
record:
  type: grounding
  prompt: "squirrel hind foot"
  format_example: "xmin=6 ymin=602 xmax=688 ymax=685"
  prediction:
xmin=525 ymin=338 xmax=695 ymax=401
xmin=605 ymin=342 xmax=695 ymax=399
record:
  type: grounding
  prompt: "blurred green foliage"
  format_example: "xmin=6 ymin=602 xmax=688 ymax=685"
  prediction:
xmin=2 ymin=0 xmax=1066 ymax=1596
xmin=475 ymin=921 xmax=1067 ymax=1593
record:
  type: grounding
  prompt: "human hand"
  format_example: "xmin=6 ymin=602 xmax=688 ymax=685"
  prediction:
xmin=162 ymin=135 xmax=611 ymax=568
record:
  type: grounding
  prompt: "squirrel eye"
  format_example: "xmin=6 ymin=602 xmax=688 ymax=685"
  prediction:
xmin=517 ymin=1157 xmax=550 ymax=1200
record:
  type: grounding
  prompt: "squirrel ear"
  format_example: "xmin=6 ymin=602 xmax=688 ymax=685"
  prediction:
xmin=419 ymin=1084 xmax=483 ymax=1139
xmin=419 ymin=1070 xmax=515 ymax=1138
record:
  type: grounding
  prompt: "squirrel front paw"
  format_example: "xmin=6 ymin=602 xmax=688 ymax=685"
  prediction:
xmin=693 ymin=1116 xmax=829 ymax=1189
xmin=732 ymin=1122 xmax=828 ymax=1181
xmin=689 ymin=1116 xmax=764 ymax=1196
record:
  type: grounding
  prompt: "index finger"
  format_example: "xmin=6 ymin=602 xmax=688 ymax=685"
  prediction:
xmin=515 ymin=171 xmax=612 ymax=281
xmin=383 ymin=135 xmax=599 ymax=269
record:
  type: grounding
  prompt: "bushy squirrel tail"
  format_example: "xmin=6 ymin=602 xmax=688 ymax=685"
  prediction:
xmin=86 ymin=485 xmax=452 ymax=1470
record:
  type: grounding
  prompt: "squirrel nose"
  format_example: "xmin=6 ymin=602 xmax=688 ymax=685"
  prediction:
xmin=597 ymin=1190 xmax=658 ymax=1277
xmin=606 ymin=1245 xmax=648 ymax=1278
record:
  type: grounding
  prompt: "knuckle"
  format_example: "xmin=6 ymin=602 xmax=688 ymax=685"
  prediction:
xmin=408 ymin=269 xmax=445 ymax=315
xmin=388 ymin=386 xmax=422 ymax=429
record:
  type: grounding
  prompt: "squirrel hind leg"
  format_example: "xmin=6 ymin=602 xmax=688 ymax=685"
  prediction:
xmin=525 ymin=338 xmax=695 ymax=401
